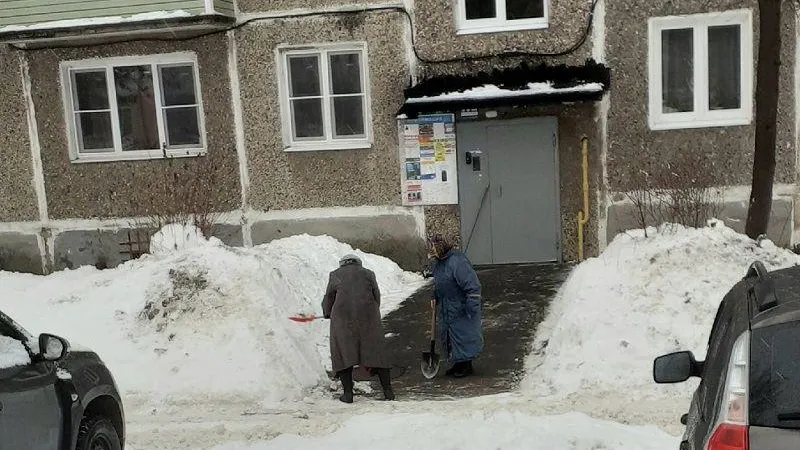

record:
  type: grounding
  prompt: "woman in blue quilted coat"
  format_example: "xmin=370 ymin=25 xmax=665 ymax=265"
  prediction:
xmin=428 ymin=235 xmax=484 ymax=378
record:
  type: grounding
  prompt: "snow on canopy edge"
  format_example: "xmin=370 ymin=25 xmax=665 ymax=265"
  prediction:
xmin=404 ymin=82 xmax=604 ymax=104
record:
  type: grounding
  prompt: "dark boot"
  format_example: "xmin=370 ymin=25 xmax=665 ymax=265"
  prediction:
xmin=452 ymin=361 xmax=474 ymax=378
xmin=337 ymin=367 xmax=354 ymax=403
xmin=377 ymin=368 xmax=395 ymax=401
xmin=446 ymin=361 xmax=465 ymax=377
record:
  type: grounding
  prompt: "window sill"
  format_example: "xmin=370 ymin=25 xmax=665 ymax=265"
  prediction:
xmin=283 ymin=141 xmax=373 ymax=152
xmin=456 ymin=21 xmax=549 ymax=35
xmin=69 ymin=148 xmax=207 ymax=164
xmin=649 ymin=115 xmax=752 ymax=131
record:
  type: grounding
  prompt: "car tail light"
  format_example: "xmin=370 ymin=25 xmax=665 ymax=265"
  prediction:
xmin=707 ymin=331 xmax=750 ymax=450
xmin=707 ymin=423 xmax=748 ymax=450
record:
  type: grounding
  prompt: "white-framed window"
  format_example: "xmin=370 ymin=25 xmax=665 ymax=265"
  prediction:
xmin=60 ymin=52 xmax=206 ymax=163
xmin=455 ymin=0 xmax=548 ymax=35
xmin=648 ymin=9 xmax=753 ymax=130
xmin=276 ymin=42 xmax=372 ymax=152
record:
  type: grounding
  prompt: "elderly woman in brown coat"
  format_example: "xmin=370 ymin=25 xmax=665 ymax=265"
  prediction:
xmin=322 ymin=254 xmax=394 ymax=403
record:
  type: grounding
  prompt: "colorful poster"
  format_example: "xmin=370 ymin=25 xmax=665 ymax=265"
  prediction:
xmin=398 ymin=114 xmax=459 ymax=205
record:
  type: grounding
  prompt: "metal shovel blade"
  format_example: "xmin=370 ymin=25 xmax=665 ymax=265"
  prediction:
xmin=421 ymin=341 xmax=440 ymax=379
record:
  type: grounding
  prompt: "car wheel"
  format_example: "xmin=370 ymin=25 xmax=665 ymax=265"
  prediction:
xmin=75 ymin=416 xmax=121 ymax=450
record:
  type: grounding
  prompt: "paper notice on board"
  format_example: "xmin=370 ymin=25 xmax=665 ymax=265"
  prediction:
xmin=405 ymin=160 xmax=421 ymax=180
xmin=404 ymin=123 xmax=419 ymax=137
xmin=404 ymin=138 xmax=420 ymax=158
xmin=421 ymin=161 xmax=436 ymax=176
xmin=433 ymin=122 xmax=445 ymax=139
xmin=435 ymin=143 xmax=446 ymax=161
xmin=398 ymin=113 xmax=458 ymax=206
xmin=406 ymin=184 xmax=423 ymax=203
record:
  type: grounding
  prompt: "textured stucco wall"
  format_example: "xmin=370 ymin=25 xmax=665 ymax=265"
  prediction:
xmin=606 ymin=1 xmax=796 ymax=191
xmin=414 ymin=0 xmax=595 ymax=78
xmin=26 ymin=34 xmax=239 ymax=220
xmin=237 ymin=12 xmax=409 ymax=211
xmin=424 ymin=205 xmax=462 ymax=248
xmin=0 ymin=49 xmax=38 ymax=222
xmin=238 ymin=0 xmax=389 ymax=13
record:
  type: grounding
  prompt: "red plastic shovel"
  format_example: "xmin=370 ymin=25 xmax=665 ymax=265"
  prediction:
xmin=288 ymin=314 xmax=324 ymax=323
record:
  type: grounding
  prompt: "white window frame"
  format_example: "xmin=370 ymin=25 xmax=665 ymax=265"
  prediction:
xmin=648 ymin=9 xmax=753 ymax=131
xmin=455 ymin=0 xmax=549 ymax=35
xmin=276 ymin=42 xmax=373 ymax=152
xmin=60 ymin=51 xmax=207 ymax=163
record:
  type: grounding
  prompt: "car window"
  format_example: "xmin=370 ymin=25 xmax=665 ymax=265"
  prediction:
xmin=697 ymin=300 xmax=733 ymax=421
xmin=0 ymin=334 xmax=31 ymax=370
xmin=750 ymin=320 xmax=800 ymax=429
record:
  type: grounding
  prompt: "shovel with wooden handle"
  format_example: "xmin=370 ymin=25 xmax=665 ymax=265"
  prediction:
xmin=421 ymin=299 xmax=440 ymax=379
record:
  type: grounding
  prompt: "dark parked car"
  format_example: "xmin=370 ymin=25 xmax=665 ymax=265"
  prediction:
xmin=0 ymin=309 xmax=125 ymax=450
xmin=653 ymin=261 xmax=800 ymax=450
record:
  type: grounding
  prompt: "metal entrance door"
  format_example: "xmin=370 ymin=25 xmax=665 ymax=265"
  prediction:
xmin=457 ymin=117 xmax=560 ymax=265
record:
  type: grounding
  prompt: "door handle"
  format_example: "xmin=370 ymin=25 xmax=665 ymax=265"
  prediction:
xmin=498 ymin=185 xmax=503 ymax=198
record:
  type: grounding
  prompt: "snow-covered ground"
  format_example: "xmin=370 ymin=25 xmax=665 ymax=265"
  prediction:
xmin=2 ymin=221 xmax=797 ymax=449
xmin=214 ymin=409 xmax=676 ymax=450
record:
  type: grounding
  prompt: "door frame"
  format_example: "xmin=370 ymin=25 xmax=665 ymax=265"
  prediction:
xmin=455 ymin=115 xmax=563 ymax=265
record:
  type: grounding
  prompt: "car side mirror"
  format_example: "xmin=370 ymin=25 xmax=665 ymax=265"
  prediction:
xmin=653 ymin=351 xmax=702 ymax=383
xmin=39 ymin=333 xmax=70 ymax=362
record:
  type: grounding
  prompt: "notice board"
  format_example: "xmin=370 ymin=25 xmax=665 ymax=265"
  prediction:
xmin=399 ymin=114 xmax=459 ymax=205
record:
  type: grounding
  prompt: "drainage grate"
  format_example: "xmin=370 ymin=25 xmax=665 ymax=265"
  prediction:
xmin=119 ymin=229 xmax=150 ymax=260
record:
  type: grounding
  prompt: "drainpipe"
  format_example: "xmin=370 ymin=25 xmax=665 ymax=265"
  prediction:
xmin=577 ymin=137 xmax=590 ymax=261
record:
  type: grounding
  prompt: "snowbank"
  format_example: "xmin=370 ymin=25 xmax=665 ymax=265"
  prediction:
xmin=213 ymin=411 xmax=677 ymax=450
xmin=0 ymin=336 xmax=30 ymax=369
xmin=0 ymin=232 xmax=425 ymax=407
xmin=522 ymin=220 xmax=800 ymax=402
xmin=149 ymin=223 xmax=210 ymax=255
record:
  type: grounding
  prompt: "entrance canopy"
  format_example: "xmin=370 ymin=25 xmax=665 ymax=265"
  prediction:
xmin=397 ymin=59 xmax=611 ymax=119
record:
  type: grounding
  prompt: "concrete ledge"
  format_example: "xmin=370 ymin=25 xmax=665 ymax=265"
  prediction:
xmin=53 ymin=229 xmax=132 ymax=271
xmin=0 ymin=209 xmax=425 ymax=274
xmin=607 ymin=196 xmax=794 ymax=247
xmin=0 ymin=232 xmax=43 ymax=274
xmin=52 ymin=225 xmax=246 ymax=271
xmin=211 ymin=224 xmax=244 ymax=247
xmin=250 ymin=214 xmax=427 ymax=271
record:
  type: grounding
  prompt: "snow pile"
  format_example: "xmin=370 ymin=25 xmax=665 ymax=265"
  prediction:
xmin=148 ymin=223 xmax=210 ymax=255
xmin=213 ymin=411 xmax=677 ymax=450
xmin=523 ymin=220 xmax=800 ymax=402
xmin=0 ymin=231 xmax=425 ymax=407
xmin=0 ymin=336 xmax=30 ymax=369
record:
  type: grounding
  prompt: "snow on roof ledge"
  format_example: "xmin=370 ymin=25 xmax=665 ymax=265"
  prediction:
xmin=0 ymin=10 xmax=194 ymax=33
xmin=404 ymin=82 xmax=605 ymax=104
xmin=396 ymin=59 xmax=611 ymax=117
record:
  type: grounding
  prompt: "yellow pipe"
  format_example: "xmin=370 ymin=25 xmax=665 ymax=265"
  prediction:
xmin=577 ymin=137 xmax=590 ymax=261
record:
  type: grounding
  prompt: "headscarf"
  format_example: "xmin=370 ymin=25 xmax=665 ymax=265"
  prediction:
xmin=339 ymin=253 xmax=362 ymax=267
xmin=428 ymin=234 xmax=453 ymax=259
